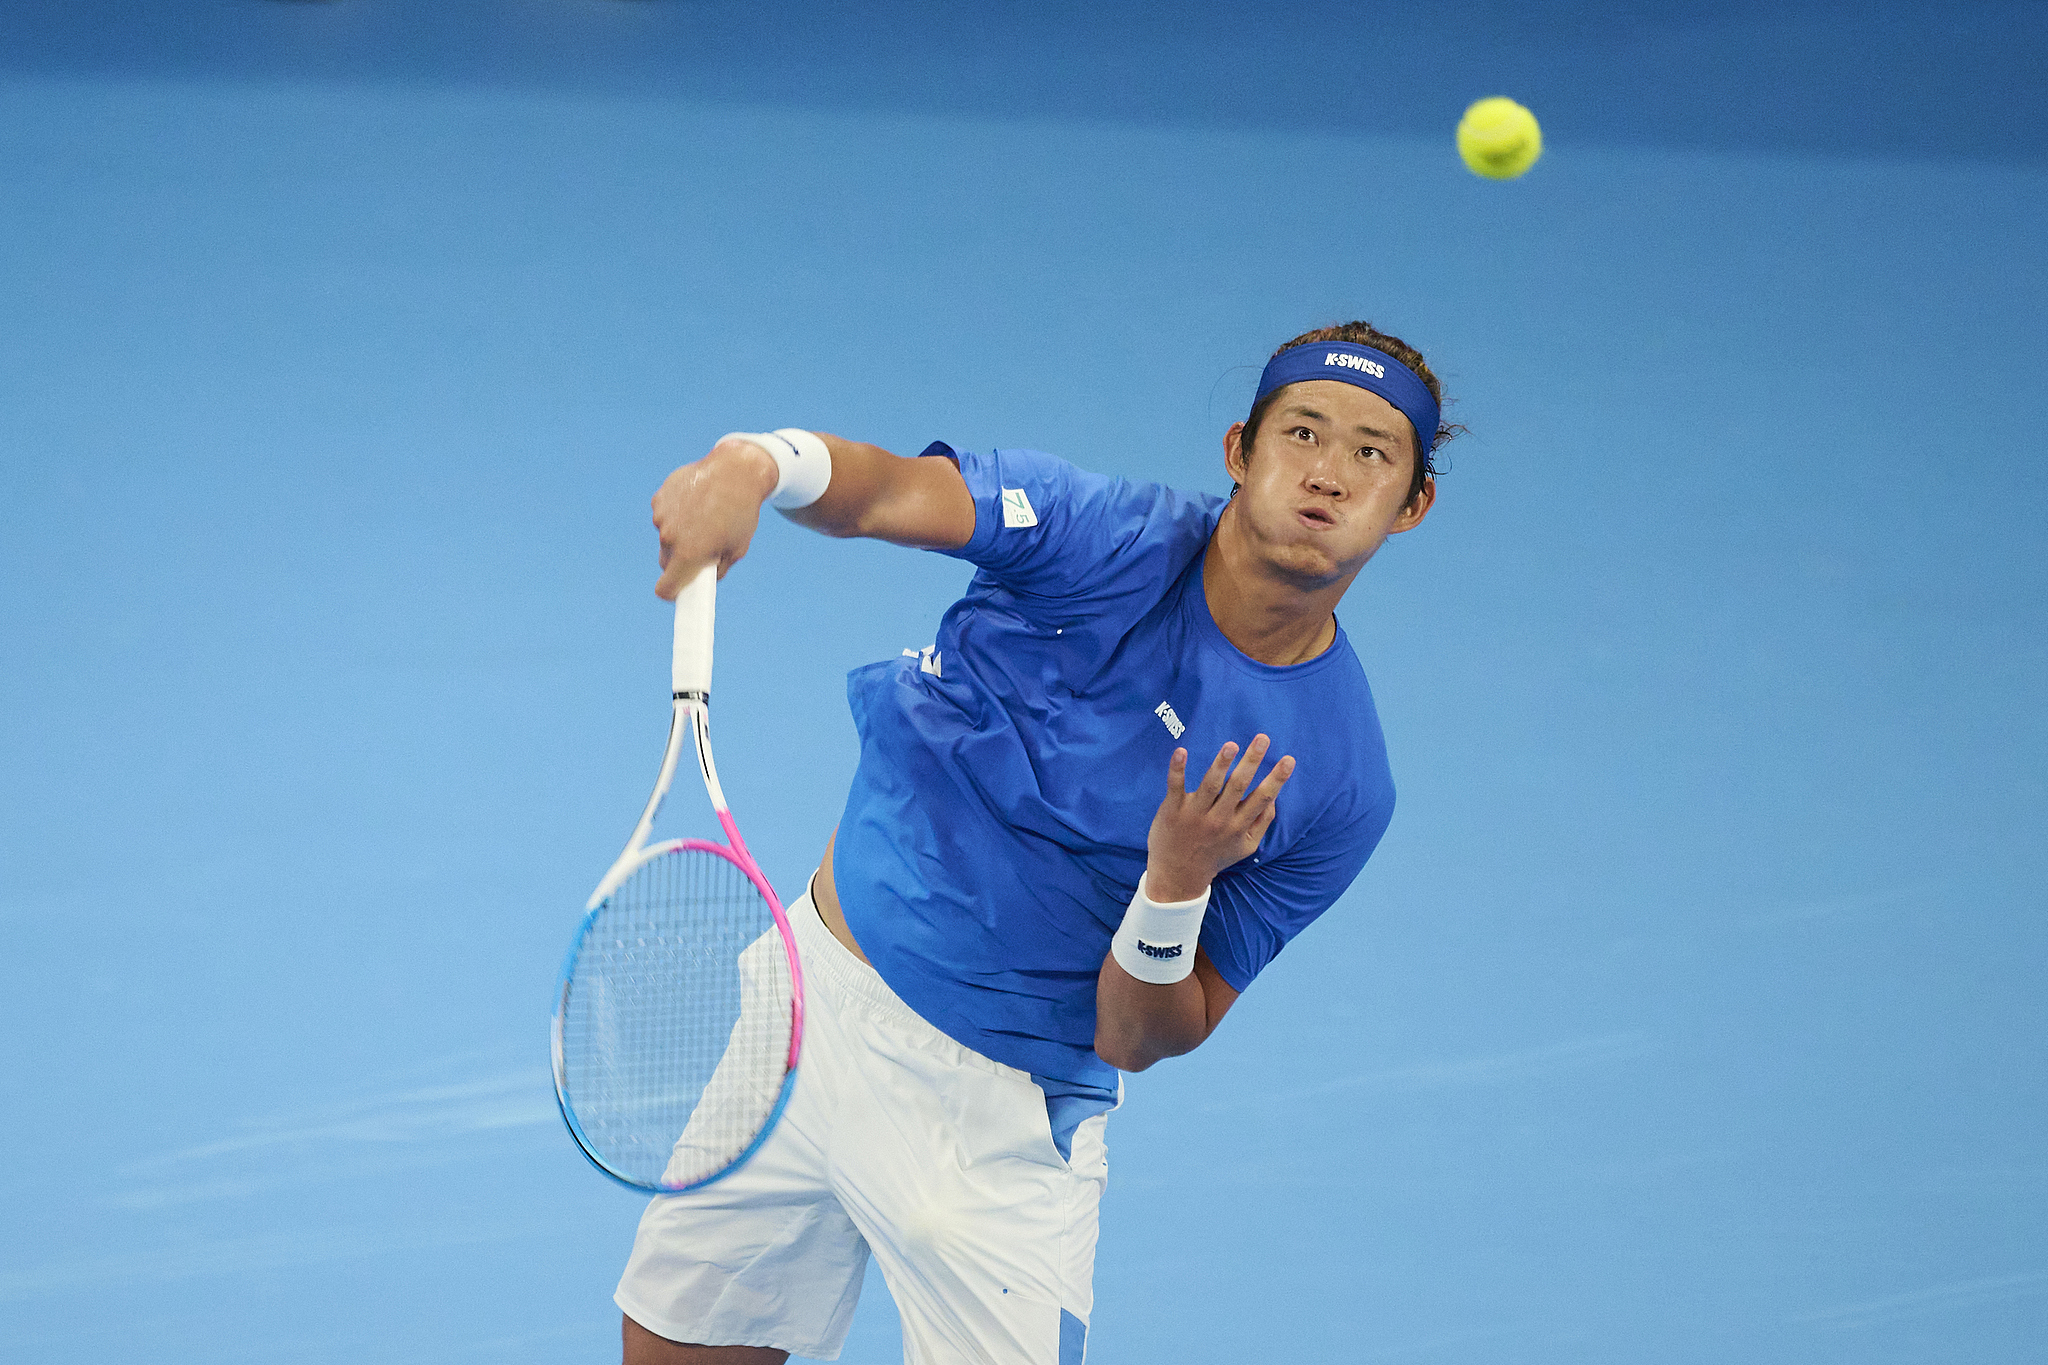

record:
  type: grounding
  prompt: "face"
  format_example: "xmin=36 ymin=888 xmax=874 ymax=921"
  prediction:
xmin=1223 ymin=379 xmax=1435 ymax=589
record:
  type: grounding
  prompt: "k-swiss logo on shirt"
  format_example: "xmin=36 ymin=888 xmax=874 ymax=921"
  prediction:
xmin=899 ymin=645 xmax=943 ymax=677
xmin=1001 ymin=487 xmax=1039 ymax=528
xmin=1154 ymin=700 xmax=1186 ymax=739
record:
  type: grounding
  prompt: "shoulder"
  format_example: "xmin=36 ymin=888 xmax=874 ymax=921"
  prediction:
xmin=939 ymin=443 xmax=1219 ymax=522
xmin=931 ymin=442 xmax=1225 ymax=586
xmin=1280 ymin=638 xmax=1396 ymax=831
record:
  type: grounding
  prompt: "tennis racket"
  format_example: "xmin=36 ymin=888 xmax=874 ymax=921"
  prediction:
xmin=552 ymin=563 xmax=804 ymax=1193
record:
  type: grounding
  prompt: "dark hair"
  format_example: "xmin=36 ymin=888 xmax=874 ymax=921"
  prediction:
xmin=1239 ymin=321 xmax=1460 ymax=504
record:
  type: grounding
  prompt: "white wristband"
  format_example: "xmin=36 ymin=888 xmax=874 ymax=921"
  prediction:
xmin=1110 ymin=876 xmax=1210 ymax=985
xmin=723 ymin=429 xmax=833 ymax=510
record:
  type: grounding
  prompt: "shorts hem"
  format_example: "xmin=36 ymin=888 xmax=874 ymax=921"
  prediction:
xmin=615 ymin=1290 xmax=843 ymax=1362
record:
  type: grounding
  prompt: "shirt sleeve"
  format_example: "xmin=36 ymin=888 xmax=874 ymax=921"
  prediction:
xmin=924 ymin=442 xmax=1218 ymax=601
xmin=1198 ymin=783 xmax=1396 ymax=992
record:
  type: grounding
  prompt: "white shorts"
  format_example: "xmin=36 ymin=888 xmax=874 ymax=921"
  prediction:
xmin=615 ymin=886 xmax=1113 ymax=1364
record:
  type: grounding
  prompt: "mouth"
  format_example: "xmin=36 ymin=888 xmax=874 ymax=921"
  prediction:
xmin=1295 ymin=506 xmax=1338 ymax=529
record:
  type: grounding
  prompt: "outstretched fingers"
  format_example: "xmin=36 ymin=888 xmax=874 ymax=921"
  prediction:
xmin=1147 ymin=735 xmax=1301 ymax=895
xmin=1191 ymin=741 xmax=1240 ymax=798
xmin=1222 ymin=735 xmax=1273 ymax=800
xmin=1228 ymin=749 xmax=1295 ymax=852
xmin=1164 ymin=746 xmax=1189 ymax=797
xmin=1186 ymin=736 xmax=1294 ymax=811
xmin=1245 ymin=751 xmax=1296 ymax=815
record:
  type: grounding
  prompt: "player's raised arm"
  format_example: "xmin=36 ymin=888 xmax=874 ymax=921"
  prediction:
xmin=653 ymin=430 xmax=974 ymax=599
xmin=785 ymin=433 xmax=976 ymax=548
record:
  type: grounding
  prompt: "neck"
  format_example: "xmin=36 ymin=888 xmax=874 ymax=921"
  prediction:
xmin=1201 ymin=504 xmax=1349 ymax=666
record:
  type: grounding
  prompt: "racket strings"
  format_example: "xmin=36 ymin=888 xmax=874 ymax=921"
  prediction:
xmin=560 ymin=848 xmax=794 ymax=1190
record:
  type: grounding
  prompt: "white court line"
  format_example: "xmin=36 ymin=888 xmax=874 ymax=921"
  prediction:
xmin=1792 ymin=1269 xmax=2048 ymax=1325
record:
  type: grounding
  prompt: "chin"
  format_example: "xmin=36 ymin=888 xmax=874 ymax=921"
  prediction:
xmin=1278 ymin=530 xmax=1388 ymax=586
xmin=1266 ymin=545 xmax=1344 ymax=586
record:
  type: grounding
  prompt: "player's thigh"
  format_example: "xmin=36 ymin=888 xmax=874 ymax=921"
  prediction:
xmin=617 ymin=892 xmax=873 ymax=1359
xmin=623 ymin=1313 xmax=789 ymax=1364
xmin=617 ymin=1168 xmax=869 ymax=1348
xmin=843 ymin=1061 xmax=1108 ymax=1364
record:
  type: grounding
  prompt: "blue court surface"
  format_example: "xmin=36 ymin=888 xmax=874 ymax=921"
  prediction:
xmin=3 ymin=3 xmax=2044 ymax=1361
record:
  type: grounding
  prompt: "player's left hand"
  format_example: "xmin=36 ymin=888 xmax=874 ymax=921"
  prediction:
xmin=1144 ymin=735 xmax=1296 ymax=902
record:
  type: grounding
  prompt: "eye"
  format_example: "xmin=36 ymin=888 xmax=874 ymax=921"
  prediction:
xmin=1288 ymin=425 xmax=1316 ymax=442
xmin=1354 ymin=445 xmax=1387 ymax=462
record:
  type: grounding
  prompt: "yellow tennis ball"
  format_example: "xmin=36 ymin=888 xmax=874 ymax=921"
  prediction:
xmin=1457 ymin=97 xmax=1542 ymax=180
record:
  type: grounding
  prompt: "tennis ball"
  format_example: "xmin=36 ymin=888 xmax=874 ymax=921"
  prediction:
xmin=1457 ymin=97 xmax=1542 ymax=180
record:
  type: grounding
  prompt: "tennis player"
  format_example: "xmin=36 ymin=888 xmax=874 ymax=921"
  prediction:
xmin=618 ymin=322 xmax=1448 ymax=1364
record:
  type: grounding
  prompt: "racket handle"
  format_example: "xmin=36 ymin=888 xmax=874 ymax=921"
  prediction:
xmin=672 ymin=563 xmax=717 ymax=699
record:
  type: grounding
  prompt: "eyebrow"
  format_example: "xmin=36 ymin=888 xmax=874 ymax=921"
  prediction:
xmin=1280 ymin=405 xmax=1404 ymax=446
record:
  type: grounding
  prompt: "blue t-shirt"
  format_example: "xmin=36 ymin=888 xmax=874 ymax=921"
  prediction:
xmin=834 ymin=445 xmax=1397 ymax=1095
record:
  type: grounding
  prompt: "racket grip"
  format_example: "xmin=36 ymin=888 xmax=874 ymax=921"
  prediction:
xmin=672 ymin=563 xmax=717 ymax=698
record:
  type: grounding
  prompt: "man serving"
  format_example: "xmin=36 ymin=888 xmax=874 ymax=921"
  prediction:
xmin=618 ymin=322 xmax=1448 ymax=1364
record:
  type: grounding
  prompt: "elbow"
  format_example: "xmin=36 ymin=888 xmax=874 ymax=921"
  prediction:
xmin=1094 ymin=1036 xmax=1156 ymax=1073
xmin=1094 ymin=1027 xmax=1200 ymax=1074
xmin=1094 ymin=957 xmax=1221 ymax=1072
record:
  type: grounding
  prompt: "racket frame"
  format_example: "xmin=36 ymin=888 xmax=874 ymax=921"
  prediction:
xmin=551 ymin=565 xmax=806 ymax=1194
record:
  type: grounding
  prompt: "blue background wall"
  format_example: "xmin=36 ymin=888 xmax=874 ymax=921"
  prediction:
xmin=3 ymin=3 xmax=2043 ymax=1361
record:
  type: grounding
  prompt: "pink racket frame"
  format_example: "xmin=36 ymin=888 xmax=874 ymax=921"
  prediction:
xmin=553 ymin=566 xmax=806 ymax=1192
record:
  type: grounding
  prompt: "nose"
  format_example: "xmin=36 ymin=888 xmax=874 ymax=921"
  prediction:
xmin=1306 ymin=473 xmax=1345 ymax=498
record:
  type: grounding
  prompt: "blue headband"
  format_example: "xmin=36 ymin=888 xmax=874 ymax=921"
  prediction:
xmin=1252 ymin=341 xmax=1440 ymax=463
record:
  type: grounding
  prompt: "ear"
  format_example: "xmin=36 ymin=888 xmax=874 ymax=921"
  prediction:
xmin=1224 ymin=421 xmax=1249 ymax=484
xmin=1389 ymin=476 xmax=1436 ymax=534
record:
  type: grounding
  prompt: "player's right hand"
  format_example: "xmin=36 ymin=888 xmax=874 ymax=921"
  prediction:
xmin=652 ymin=437 xmax=781 ymax=599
